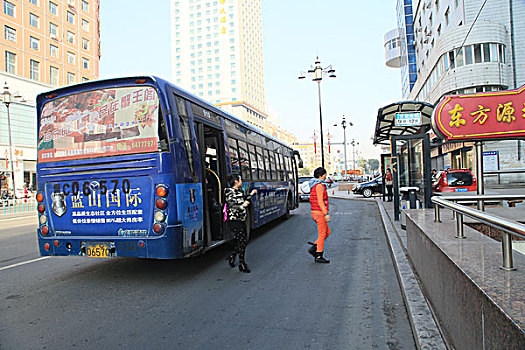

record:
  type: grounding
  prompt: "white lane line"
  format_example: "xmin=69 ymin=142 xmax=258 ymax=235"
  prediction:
xmin=0 ymin=256 xmax=50 ymax=271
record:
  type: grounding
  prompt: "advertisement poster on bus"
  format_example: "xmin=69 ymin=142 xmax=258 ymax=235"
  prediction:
xmin=38 ymin=86 xmax=160 ymax=162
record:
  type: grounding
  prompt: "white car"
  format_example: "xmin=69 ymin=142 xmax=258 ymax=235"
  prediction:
xmin=298 ymin=176 xmax=313 ymax=201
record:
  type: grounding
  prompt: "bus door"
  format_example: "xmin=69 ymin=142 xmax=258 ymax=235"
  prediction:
xmin=195 ymin=122 xmax=227 ymax=246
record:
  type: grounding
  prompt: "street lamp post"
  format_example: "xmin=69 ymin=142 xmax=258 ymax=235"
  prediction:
xmin=351 ymin=139 xmax=359 ymax=177
xmin=2 ymin=83 xmax=16 ymax=196
xmin=299 ymin=57 xmax=336 ymax=169
xmin=334 ymin=116 xmax=352 ymax=180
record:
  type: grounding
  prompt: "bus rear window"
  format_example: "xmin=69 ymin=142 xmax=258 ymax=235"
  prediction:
xmin=38 ymin=86 xmax=166 ymax=162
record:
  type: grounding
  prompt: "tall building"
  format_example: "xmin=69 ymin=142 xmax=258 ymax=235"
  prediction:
xmin=386 ymin=0 xmax=525 ymax=184
xmin=1 ymin=0 xmax=101 ymax=86
xmin=170 ymin=0 xmax=268 ymax=129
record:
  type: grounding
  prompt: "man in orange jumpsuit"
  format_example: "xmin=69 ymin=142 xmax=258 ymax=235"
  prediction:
xmin=307 ymin=167 xmax=331 ymax=263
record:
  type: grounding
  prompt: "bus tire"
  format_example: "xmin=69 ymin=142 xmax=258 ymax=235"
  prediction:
xmin=284 ymin=196 xmax=292 ymax=219
xmin=245 ymin=210 xmax=252 ymax=241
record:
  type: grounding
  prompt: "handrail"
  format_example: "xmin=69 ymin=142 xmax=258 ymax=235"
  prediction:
xmin=432 ymin=195 xmax=525 ymax=271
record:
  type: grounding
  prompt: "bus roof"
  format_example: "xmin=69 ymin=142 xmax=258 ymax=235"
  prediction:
xmin=36 ymin=75 xmax=293 ymax=151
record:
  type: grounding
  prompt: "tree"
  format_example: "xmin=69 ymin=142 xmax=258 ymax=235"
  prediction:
xmin=299 ymin=168 xmax=311 ymax=176
xmin=363 ymin=159 xmax=380 ymax=174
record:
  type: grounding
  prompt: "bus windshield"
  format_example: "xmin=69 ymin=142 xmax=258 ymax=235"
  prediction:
xmin=38 ymin=86 xmax=162 ymax=162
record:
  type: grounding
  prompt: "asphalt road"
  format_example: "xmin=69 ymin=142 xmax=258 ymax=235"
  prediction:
xmin=0 ymin=199 xmax=416 ymax=350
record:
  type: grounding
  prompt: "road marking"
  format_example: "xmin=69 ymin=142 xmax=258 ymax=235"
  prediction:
xmin=0 ymin=256 xmax=50 ymax=271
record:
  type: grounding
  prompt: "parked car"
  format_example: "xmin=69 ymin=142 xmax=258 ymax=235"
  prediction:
xmin=352 ymin=176 xmax=383 ymax=198
xmin=298 ymin=176 xmax=314 ymax=201
xmin=325 ymin=176 xmax=334 ymax=187
xmin=432 ymin=169 xmax=476 ymax=193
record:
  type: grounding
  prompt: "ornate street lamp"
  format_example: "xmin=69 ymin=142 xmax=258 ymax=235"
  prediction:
xmin=299 ymin=57 xmax=336 ymax=169
xmin=334 ymin=115 xmax=352 ymax=180
xmin=1 ymin=83 xmax=16 ymax=196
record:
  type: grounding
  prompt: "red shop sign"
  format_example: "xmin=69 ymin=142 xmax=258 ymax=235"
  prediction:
xmin=432 ymin=85 xmax=525 ymax=141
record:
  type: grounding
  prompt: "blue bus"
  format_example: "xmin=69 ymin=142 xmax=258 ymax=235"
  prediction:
xmin=35 ymin=76 xmax=302 ymax=259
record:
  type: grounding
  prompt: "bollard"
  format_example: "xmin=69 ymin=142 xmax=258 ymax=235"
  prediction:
xmin=500 ymin=232 xmax=517 ymax=271
xmin=434 ymin=204 xmax=441 ymax=223
xmin=455 ymin=213 xmax=465 ymax=239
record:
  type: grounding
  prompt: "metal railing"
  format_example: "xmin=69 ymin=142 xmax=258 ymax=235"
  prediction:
xmin=432 ymin=195 xmax=525 ymax=271
xmin=0 ymin=198 xmax=37 ymax=214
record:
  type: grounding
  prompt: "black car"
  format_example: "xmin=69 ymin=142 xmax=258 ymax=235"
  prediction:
xmin=352 ymin=176 xmax=383 ymax=198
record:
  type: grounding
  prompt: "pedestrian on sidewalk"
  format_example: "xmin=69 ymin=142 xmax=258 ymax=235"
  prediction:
xmin=307 ymin=167 xmax=331 ymax=263
xmin=385 ymin=168 xmax=393 ymax=202
xmin=225 ymin=174 xmax=257 ymax=273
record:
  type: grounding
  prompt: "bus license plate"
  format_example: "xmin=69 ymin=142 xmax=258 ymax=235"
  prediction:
xmin=85 ymin=243 xmax=112 ymax=258
xmin=455 ymin=188 xmax=468 ymax=192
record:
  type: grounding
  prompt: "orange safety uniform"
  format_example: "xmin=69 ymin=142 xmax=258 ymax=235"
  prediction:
xmin=309 ymin=183 xmax=330 ymax=252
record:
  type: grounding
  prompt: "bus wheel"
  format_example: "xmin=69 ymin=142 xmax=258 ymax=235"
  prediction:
xmin=245 ymin=211 xmax=252 ymax=241
xmin=284 ymin=197 xmax=292 ymax=219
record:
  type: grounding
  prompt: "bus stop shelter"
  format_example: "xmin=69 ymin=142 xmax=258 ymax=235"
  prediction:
xmin=373 ymin=101 xmax=435 ymax=221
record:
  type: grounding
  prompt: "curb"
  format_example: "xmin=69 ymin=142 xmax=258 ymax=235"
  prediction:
xmin=376 ymin=200 xmax=448 ymax=350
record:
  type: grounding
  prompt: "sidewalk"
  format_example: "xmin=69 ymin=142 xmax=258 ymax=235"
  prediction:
xmin=328 ymin=184 xmax=448 ymax=349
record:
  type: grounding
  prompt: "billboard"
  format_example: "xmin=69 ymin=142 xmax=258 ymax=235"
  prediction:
xmin=432 ymin=85 xmax=525 ymax=141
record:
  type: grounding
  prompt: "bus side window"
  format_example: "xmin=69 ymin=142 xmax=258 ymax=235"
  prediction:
xmin=275 ymin=153 xmax=283 ymax=181
xmin=285 ymin=155 xmax=292 ymax=181
xmin=249 ymin=144 xmax=258 ymax=181
xmin=263 ymin=149 xmax=271 ymax=180
xmin=175 ymin=95 xmax=197 ymax=182
xmin=269 ymin=150 xmax=277 ymax=180
xmin=256 ymin=146 xmax=265 ymax=180
xmin=238 ymin=140 xmax=251 ymax=181
xmin=228 ymin=138 xmax=240 ymax=174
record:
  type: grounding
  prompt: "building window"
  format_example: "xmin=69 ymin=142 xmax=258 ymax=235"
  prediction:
xmin=30 ymin=36 xmax=39 ymax=50
xmin=444 ymin=7 xmax=449 ymax=25
xmin=49 ymin=1 xmax=57 ymax=15
xmin=5 ymin=51 xmax=16 ymax=74
xmin=67 ymin=11 xmax=74 ymax=24
xmin=81 ymin=0 xmax=88 ymax=12
xmin=82 ymin=19 xmax=89 ymax=31
xmin=4 ymin=1 xmax=14 ymax=17
xmin=4 ymin=26 xmax=15 ymax=41
xmin=49 ymin=44 xmax=58 ymax=57
xmin=464 ymin=45 xmax=473 ymax=65
xmin=67 ymin=31 xmax=75 ymax=43
xmin=483 ymin=43 xmax=491 ymax=62
xmin=67 ymin=72 xmax=75 ymax=85
xmin=29 ymin=13 xmax=39 ymax=27
xmin=49 ymin=22 xmax=58 ymax=37
xmin=29 ymin=0 xmax=37 ymax=5
xmin=50 ymin=66 xmax=58 ymax=86
xmin=82 ymin=38 xmax=89 ymax=50
xmin=82 ymin=57 xmax=89 ymax=69
xmin=473 ymin=44 xmax=482 ymax=63
xmin=30 ymin=59 xmax=39 ymax=80
xmin=67 ymin=51 xmax=75 ymax=64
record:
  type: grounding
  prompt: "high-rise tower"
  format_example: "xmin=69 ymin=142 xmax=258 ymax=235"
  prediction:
xmin=170 ymin=0 xmax=267 ymax=129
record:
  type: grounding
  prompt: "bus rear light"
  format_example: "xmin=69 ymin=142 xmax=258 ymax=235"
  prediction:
xmin=41 ymin=225 xmax=49 ymax=235
xmin=44 ymin=243 xmax=50 ymax=251
xmin=155 ymin=198 xmax=167 ymax=210
xmin=38 ymin=204 xmax=45 ymax=213
xmin=39 ymin=215 xmax=48 ymax=225
xmin=135 ymin=79 xmax=147 ymax=84
xmin=36 ymin=193 xmax=44 ymax=202
xmin=46 ymin=93 xmax=58 ymax=99
xmin=154 ymin=211 xmax=166 ymax=222
xmin=156 ymin=185 xmax=168 ymax=197
xmin=153 ymin=223 xmax=164 ymax=234
xmin=54 ymin=240 xmax=60 ymax=247
xmin=138 ymin=241 xmax=145 ymax=248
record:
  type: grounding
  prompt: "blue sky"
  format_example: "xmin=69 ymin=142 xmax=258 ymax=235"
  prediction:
xmin=100 ymin=1 xmax=401 ymax=159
